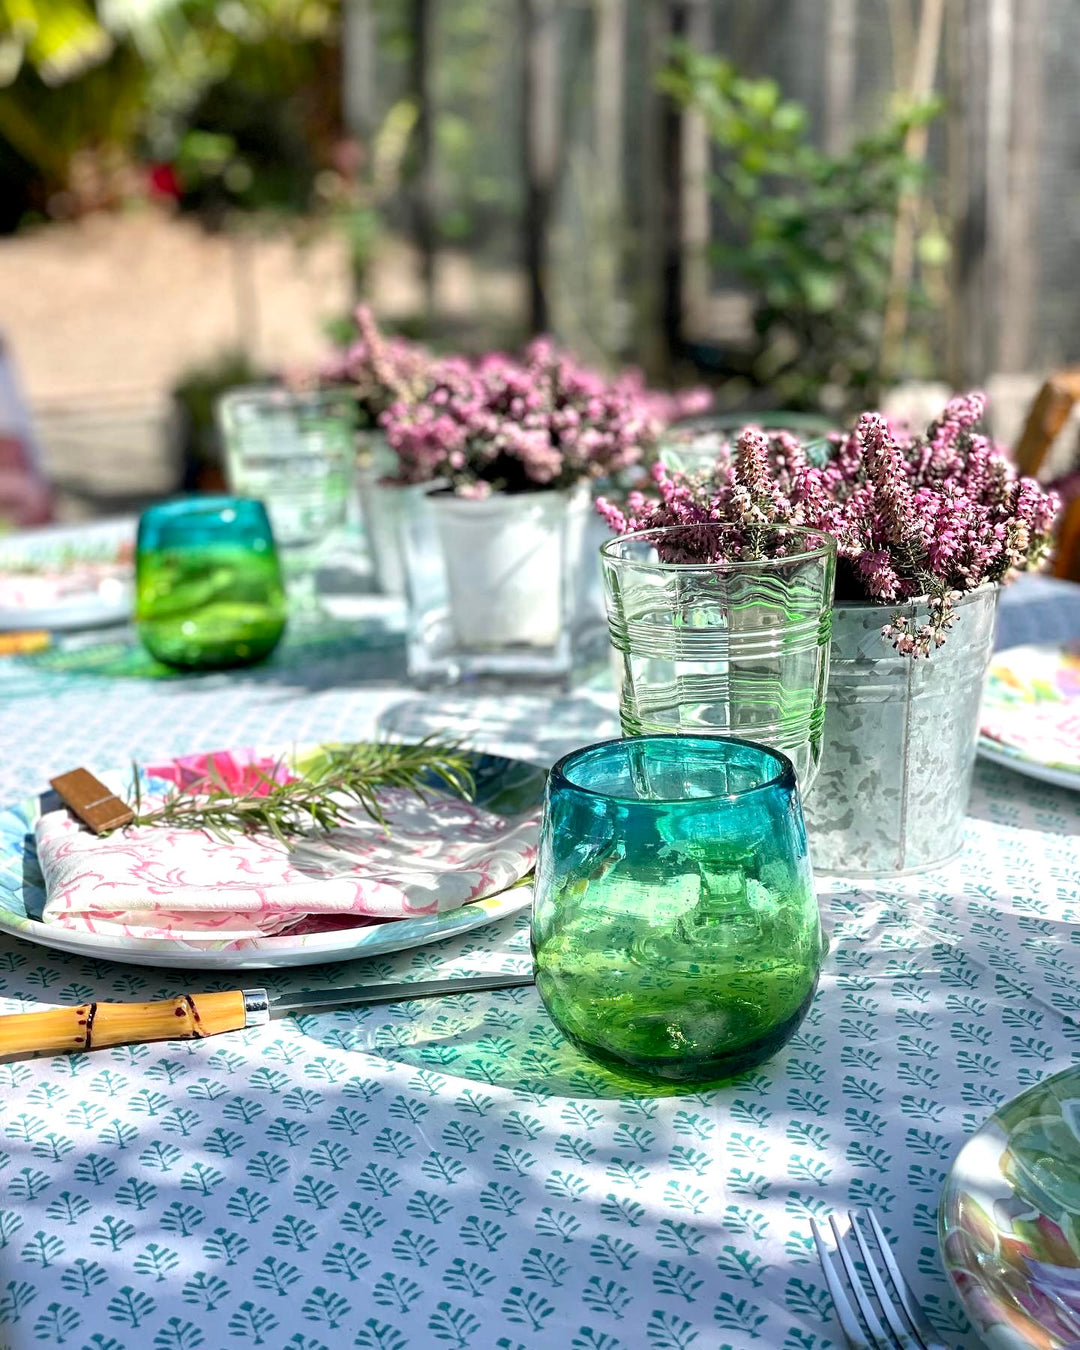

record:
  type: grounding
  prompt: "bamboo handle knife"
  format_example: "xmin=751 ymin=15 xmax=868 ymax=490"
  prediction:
xmin=0 ymin=971 xmax=536 ymax=1059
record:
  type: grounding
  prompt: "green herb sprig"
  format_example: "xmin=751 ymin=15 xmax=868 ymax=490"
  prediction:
xmin=126 ymin=739 xmax=476 ymax=844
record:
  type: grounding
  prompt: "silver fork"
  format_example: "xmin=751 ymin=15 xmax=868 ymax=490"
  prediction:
xmin=810 ymin=1208 xmax=946 ymax=1350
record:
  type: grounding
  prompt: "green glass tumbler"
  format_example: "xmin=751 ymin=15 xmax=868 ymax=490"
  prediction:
xmin=532 ymin=734 xmax=824 ymax=1083
xmin=136 ymin=496 xmax=287 ymax=670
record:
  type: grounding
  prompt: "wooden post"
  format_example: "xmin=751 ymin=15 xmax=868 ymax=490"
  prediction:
xmin=984 ymin=0 xmax=1013 ymax=375
xmin=637 ymin=0 xmax=667 ymax=373
xmin=998 ymin=0 xmax=1039 ymax=373
xmin=522 ymin=0 xmax=561 ymax=335
xmin=879 ymin=0 xmax=945 ymax=380
xmin=660 ymin=2 xmax=690 ymax=371
xmin=824 ymin=0 xmax=857 ymax=155
xmin=886 ymin=0 xmax=916 ymax=91
xmin=410 ymin=0 xmax=437 ymax=321
xmin=593 ymin=0 xmax=626 ymax=352
xmin=680 ymin=0 xmax=712 ymax=342
xmin=342 ymin=0 xmax=377 ymax=142
xmin=594 ymin=0 xmax=624 ymax=213
xmin=638 ymin=0 xmax=704 ymax=375
xmin=946 ymin=0 xmax=989 ymax=388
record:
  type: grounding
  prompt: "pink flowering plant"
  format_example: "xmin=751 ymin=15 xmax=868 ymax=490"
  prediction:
xmin=300 ymin=305 xmax=434 ymax=428
xmin=381 ymin=338 xmax=710 ymax=497
xmin=598 ymin=392 xmax=1059 ymax=656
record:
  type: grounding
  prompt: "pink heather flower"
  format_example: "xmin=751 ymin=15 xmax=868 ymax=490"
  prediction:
xmin=598 ymin=390 xmax=1061 ymax=655
xmin=378 ymin=334 xmax=698 ymax=496
xmin=293 ymin=305 xmax=435 ymax=428
xmin=858 ymin=412 xmax=919 ymax=548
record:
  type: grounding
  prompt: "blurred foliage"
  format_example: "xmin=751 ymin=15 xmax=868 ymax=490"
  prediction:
xmin=659 ymin=44 xmax=945 ymax=413
xmin=0 ymin=0 xmax=340 ymax=222
xmin=374 ymin=0 xmax=520 ymax=251
xmin=0 ymin=0 xmax=111 ymax=87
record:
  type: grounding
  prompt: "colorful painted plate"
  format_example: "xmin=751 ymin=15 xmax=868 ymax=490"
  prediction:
xmin=940 ymin=1065 xmax=1080 ymax=1348
xmin=0 ymin=518 xmax=135 ymax=631
xmin=0 ymin=745 xmax=545 ymax=969
xmin=978 ymin=644 xmax=1080 ymax=790
xmin=977 ymin=739 xmax=1080 ymax=793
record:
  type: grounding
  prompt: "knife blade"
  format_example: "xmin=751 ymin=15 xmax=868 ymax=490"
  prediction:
xmin=0 ymin=970 xmax=536 ymax=1060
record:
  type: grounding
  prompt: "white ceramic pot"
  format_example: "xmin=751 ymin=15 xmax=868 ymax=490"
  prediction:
xmin=357 ymin=472 xmax=414 ymax=596
xmin=431 ymin=490 xmax=574 ymax=650
xmin=355 ymin=432 xmax=413 ymax=596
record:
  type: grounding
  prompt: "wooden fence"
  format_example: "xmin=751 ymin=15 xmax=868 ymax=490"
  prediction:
xmin=339 ymin=0 xmax=1076 ymax=389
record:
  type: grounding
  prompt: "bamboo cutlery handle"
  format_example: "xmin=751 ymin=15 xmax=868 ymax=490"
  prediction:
xmin=0 ymin=990 xmax=251 ymax=1057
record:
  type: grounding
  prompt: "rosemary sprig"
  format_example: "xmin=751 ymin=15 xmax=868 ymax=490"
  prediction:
xmin=123 ymin=739 xmax=476 ymax=844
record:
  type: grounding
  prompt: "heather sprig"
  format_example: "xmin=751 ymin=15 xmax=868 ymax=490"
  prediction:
xmin=297 ymin=304 xmax=435 ymax=428
xmin=125 ymin=739 xmax=475 ymax=844
xmin=302 ymin=308 xmax=710 ymax=494
xmin=599 ymin=392 xmax=1060 ymax=656
xmin=383 ymin=337 xmax=709 ymax=496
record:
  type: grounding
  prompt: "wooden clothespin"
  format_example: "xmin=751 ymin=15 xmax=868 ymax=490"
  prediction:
xmin=50 ymin=768 xmax=134 ymax=834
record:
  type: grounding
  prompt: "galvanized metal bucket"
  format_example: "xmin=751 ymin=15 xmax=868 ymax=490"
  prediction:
xmin=803 ymin=585 xmax=999 ymax=876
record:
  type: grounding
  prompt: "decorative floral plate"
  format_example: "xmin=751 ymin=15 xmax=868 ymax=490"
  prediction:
xmin=0 ymin=517 xmax=135 ymax=631
xmin=940 ymin=1065 xmax=1080 ymax=1348
xmin=0 ymin=744 xmax=545 ymax=969
xmin=978 ymin=644 xmax=1080 ymax=790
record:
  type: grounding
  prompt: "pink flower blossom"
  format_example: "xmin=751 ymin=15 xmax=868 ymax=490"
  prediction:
xmin=598 ymin=390 xmax=1060 ymax=655
xmin=383 ymin=335 xmax=710 ymax=496
xmin=145 ymin=750 xmax=294 ymax=798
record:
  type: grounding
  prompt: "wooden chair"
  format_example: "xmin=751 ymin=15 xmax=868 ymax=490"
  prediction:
xmin=1012 ymin=368 xmax=1080 ymax=582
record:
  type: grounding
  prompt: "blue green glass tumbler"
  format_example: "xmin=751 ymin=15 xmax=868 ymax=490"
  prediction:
xmin=136 ymin=496 xmax=287 ymax=670
xmin=532 ymin=735 xmax=824 ymax=1083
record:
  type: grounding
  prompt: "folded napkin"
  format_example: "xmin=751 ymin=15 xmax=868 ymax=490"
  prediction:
xmin=35 ymin=749 xmax=540 ymax=944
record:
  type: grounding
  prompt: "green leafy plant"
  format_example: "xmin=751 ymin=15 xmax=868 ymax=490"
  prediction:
xmin=658 ymin=45 xmax=944 ymax=413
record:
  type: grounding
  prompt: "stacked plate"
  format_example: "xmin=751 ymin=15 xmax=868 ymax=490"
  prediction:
xmin=0 ymin=517 xmax=135 ymax=632
xmin=978 ymin=643 xmax=1080 ymax=791
xmin=0 ymin=745 xmax=545 ymax=970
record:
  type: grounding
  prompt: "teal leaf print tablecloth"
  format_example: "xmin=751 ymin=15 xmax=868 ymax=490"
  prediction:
xmin=2 ymin=679 xmax=1080 ymax=1348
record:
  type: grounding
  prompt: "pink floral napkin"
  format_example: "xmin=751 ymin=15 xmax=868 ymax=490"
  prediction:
xmin=35 ymin=749 xmax=540 ymax=944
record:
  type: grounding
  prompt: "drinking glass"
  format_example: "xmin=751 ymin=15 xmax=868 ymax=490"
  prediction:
xmin=136 ymin=496 xmax=286 ymax=670
xmin=532 ymin=735 xmax=824 ymax=1083
xmin=600 ymin=524 xmax=836 ymax=789
xmin=217 ymin=386 xmax=356 ymax=611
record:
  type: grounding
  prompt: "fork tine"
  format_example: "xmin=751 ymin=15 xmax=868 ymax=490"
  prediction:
xmin=847 ymin=1211 xmax=923 ymax=1350
xmin=863 ymin=1208 xmax=945 ymax=1350
xmin=810 ymin=1218 xmax=873 ymax=1350
xmin=828 ymin=1214 xmax=891 ymax=1348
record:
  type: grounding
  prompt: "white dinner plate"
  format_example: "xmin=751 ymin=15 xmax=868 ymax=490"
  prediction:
xmin=0 ymin=518 xmax=135 ymax=631
xmin=0 ymin=745 xmax=544 ymax=969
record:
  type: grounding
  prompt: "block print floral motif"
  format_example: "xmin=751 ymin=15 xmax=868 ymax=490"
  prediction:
xmin=1 ymin=716 xmax=1080 ymax=1345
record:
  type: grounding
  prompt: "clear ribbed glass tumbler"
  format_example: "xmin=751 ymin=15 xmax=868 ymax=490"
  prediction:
xmin=600 ymin=525 xmax=836 ymax=790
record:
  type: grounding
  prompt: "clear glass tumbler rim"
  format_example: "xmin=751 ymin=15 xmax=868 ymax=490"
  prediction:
xmin=599 ymin=523 xmax=836 ymax=571
xmin=217 ymin=384 xmax=358 ymax=419
xmin=550 ymin=733 xmax=796 ymax=805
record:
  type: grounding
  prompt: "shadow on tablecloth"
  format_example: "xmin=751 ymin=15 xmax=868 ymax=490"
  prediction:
xmin=375 ymin=693 xmax=618 ymax=768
